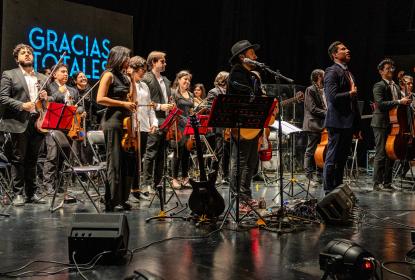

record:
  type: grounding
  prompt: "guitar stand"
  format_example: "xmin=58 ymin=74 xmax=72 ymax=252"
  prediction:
xmin=146 ymin=136 xmax=187 ymax=222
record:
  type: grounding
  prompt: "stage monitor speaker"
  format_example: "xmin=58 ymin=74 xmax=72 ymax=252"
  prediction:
xmin=68 ymin=213 xmax=129 ymax=264
xmin=317 ymin=184 xmax=356 ymax=225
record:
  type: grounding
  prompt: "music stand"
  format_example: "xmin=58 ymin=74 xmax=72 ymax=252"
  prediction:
xmin=146 ymin=107 xmax=187 ymax=222
xmin=41 ymin=102 xmax=76 ymax=130
xmin=271 ymin=121 xmax=314 ymax=200
xmin=208 ymin=94 xmax=276 ymax=228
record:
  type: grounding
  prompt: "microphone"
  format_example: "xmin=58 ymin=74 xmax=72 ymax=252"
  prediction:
xmin=243 ymin=58 xmax=265 ymax=68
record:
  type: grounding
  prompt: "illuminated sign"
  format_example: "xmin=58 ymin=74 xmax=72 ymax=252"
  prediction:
xmin=28 ymin=26 xmax=110 ymax=79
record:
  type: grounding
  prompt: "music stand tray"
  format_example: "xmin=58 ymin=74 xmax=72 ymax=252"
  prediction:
xmin=208 ymin=94 xmax=276 ymax=227
xmin=41 ymin=102 xmax=77 ymax=130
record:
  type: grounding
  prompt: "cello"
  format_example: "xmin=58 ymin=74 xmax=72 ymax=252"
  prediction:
xmin=385 ymin=76 xmax=415 ymax=160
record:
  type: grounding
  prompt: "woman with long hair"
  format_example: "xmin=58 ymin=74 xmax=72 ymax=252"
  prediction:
xmin=171 ymin=70 xmax=194 ymax=188
xmin=96 ymin=46 xmax=136 ymax=211
xmin=193 ymin=83 xmax=205 ymax=107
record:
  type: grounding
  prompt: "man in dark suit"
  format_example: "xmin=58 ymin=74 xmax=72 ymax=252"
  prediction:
xmin=303 ymin=69 xmax=326 ymax=186
xmin=371 ymin=59 xmax=411 ymax=191
xmin=0 ymin=43 xmax=49 ymax=205
xmin=42 ymin=63 xmax=80 ymax=194
xmin=206 ymin=71 xmax=230 ymax=183
xmin=323 ymin=41 xmax=361 ymax=194
xmin=227 ymin=40 xmax=263 ymax=212
xmin=141 ymin=51 xmax=173 ymax=189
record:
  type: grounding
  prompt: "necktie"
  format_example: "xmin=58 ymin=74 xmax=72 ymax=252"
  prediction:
xmin=389 ymin=81 xmax=398 ymax=101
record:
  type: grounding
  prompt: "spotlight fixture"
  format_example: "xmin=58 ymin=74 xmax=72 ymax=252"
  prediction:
xmin=319 ymin=239 xmax=377 ymax=280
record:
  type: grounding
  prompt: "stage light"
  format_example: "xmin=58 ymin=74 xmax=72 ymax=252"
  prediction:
xmin=319 ymin=239 xmax=377 ymax=280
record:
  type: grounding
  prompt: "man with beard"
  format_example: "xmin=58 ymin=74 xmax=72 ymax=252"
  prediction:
xmin=0 ymin=44 xmax=49 ymax=205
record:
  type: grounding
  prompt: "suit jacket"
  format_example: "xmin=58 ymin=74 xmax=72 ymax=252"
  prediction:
xmin=303 ymin=84 xmax=326 ymax=132
xmin=48 ymin=82 xmax=79 ymax=105
xmin=0 ymin=68 xmax=47 ymax=133
xmin=323 ymin=63 xmax=360 ymax=129
xmin=141 ymin=71 xmax=171 ymax=124
xmin=227 ymin=64 xmax=262 ymax=96
xmin=371 ymin=80 xmax=401 ymax=129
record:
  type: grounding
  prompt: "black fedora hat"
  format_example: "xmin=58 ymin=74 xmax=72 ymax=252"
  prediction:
xmin=229 ymin=40 xmax=260 ymax=64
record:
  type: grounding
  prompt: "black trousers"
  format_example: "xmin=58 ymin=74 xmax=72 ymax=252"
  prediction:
xmin=373 ymin=127 xmax=394 ymax=185
xmin=304 ymin=131 xmax=322 ymax=179
xmin=104 ymin=128 xmax=131 ymax=206
xmin=323 ymin=127 xmax=353 ymax=192
xmin=230 ymin=136 xmax=258 ymax=199
xmin=210 ymin=133 xmax=230 ymax=177
xmin=172 ymin=141 xmax=190 ymax=179
xmin=142 ymin=131 xmax=166 ymax=187
xmin=10 ymin=116 xmax=44 ymax=197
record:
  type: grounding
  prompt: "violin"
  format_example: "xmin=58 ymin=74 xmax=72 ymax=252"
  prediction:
xmin=121 ymin=72 xmax=139 ymax=152
xmin=67 ymin=111 xmax=85 ymax=141
xmin=165 ymin=96 xmax=183 ymax=143
xmin=35 ymin=92 xmax=49 ymax=134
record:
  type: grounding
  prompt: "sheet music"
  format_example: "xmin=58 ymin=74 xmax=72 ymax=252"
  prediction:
xmin=269 ymin=120 xmax=302 ymax=135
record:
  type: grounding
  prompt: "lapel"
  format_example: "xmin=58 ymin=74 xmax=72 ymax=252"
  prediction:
xmin=14 ymin=68 xmax=30 ymax=100
xmin=150 ymin=71 xmax=163 ymax=102
xmin=381 ymin=79 xmax=396 ymax=100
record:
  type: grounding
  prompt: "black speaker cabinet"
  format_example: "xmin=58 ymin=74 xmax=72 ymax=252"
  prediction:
xmin=317 ymin=184 xmax=356 ymax=225
xmin=68 ymin=213 xmax=129 ymax=264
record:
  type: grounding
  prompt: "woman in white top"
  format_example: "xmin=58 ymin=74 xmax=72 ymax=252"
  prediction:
xmin=127 ymin=56 xmax=158 ymax=200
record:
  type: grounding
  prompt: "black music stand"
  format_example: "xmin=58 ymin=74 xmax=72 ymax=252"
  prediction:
xmin=208 ymin=94 xmax=276 ymax=228
xmin=146 ymin=108 xmax=187 ymax=222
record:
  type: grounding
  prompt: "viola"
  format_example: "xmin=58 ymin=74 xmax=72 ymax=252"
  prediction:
xmin=314 ymin=128 xmax=328 ymax=169
xmin=121 ymin=72 xmax=139 ymax=152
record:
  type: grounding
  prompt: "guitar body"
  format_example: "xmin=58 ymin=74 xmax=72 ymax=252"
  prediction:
xmin=314 ymin=128 xmax=328 ymax=169
xmin=188 ymin=115 xmax=225 ymax=218
xmin=188 ymin=172 xmax=225 ymax=218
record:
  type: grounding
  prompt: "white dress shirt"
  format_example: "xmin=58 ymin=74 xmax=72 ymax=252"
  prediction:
xmin=20 ymin=66 xmax=38 ymax=113
xmin=156 ymin=76 xmax=168 ymax=111
xmin=135 ymin=81 xmax=158 ymax=132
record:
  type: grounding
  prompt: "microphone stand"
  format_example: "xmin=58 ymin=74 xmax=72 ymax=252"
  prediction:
xmin=260 ymin=64 xmax=296 ymax=233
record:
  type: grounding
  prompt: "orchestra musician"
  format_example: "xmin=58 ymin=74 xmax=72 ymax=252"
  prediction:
xmin=127 ymin=56 xmax=158 ymax=201
xmin=371 ymin=59 xmax=411 ymax=191
xmin=171 ymin=70 xmax=194 ymax=189
xmin=323 ymin=41 xmax=361 ymax=194
xmin=227 ymin=40 xmax=263 ymax=212
xmin=96 ymin=46 xmax=136 ymax=212
xmin=0 ymin=43 xmax=49 ymax=206
xmin=193 ymin=83 xmax=205 ymax=107
xmin=303 ymin=69 xmax=326 ymax=187
xmin=141 ymin=51 xmax=174 ymax=191
xmin=42 ymin=63 xmax=80 ymax=194
xmin=206 ymin=71 xmax=230 ymax=184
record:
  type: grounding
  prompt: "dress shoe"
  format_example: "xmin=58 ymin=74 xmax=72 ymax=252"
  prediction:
xmin=26 ymin=194 xmax=47 ymax=204
xmin=122 ymin=202 xmax=132 ymax=210
xmin=12 ymin=195 xmax=25 ymax=206
xmin=383 ymin=183 xmax=400 ymax=191
xmin=373 ymin=183 xmax=382 ymax=191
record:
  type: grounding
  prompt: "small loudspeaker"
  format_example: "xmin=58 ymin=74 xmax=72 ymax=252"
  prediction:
xmin=68 ymin=213 xmax=129 ymax=264
xmin=317 ymin=184 xmax=356 ymax=225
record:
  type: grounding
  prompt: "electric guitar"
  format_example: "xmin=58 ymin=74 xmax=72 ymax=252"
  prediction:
xmin=188 ymin=114 xmax=225 ymax=218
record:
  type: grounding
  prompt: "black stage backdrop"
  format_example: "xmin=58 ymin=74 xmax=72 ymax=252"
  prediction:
xmin=2 ymin=0 xmax=415 ymax=164
xmin=1 ymin=0 xmax=133 ymax=79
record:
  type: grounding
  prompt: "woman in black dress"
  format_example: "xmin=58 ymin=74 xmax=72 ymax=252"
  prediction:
xmin=96 ymin=46 xmax=136 ymax=211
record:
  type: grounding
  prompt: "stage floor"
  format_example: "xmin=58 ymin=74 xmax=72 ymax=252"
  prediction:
xmin=1 ymin=174 xmax=415 ymax=280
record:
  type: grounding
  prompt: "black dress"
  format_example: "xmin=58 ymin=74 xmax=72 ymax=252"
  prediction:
xmin=101 ymin=70 xmax=131 ymax=209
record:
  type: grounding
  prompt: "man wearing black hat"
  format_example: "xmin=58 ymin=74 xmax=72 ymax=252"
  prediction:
xmin=227 ymin=40 xmax=263 ymax=213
